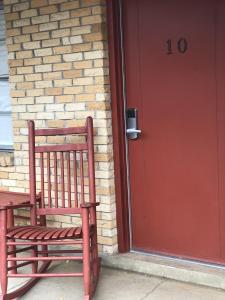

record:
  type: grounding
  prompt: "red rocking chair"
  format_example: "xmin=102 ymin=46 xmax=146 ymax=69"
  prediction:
xmin=0 ymin=117 xmax=100 ymax=300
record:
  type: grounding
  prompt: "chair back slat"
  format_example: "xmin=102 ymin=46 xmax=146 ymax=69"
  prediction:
xmin=73 ymin=151 xmax=78 ymax=207
xmin=28 ymin=117 xmax=95 ymax=217
xmin=80 ymin=151 xmax=85 ymax=205
xmin=35 ymin=126 xmax=87 ymax=136
xmin=47 ymin=152 xmax=51 ymax=208
xmin=35 ymin=143 xmax=87 ymax=153
xmin=53 ymin=152 xmax=58 ymax=208
xmin=67 ymin=153 xmax=72 ymax=207
xmin=40 ymin=152 xmax=45 ymax=209
xmin=60 ymin=152 xmax=65 ymax=208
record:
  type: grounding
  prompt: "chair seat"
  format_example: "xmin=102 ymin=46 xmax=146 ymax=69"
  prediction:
xmin=6 ymin=226 xmax=83 ymax=240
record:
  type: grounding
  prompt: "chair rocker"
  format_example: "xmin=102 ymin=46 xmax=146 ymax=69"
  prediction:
xmin=0 ymin=116 xmax=100 ymax=300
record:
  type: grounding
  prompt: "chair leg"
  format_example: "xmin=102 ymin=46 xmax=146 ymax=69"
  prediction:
xmin=31 ymin=245 xmax=38 ymax=273
xmin=82 ymin=209 xmax=91 ymax=299
xmin=0 ymin=211 xmax=8 ymax=300
xmin=7 ymin=209 xmax=17 ymax=275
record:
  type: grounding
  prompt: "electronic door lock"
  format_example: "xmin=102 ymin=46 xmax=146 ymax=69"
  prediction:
xmin=126 ymin=108 xmax=141 ymax=140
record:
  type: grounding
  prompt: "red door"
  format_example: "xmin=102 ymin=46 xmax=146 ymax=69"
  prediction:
xmin=123 ymin=0 xmax=225 ymax=263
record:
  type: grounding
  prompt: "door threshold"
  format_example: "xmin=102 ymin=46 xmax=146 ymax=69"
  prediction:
xmin=101 ymin=252 xmax=225 ymax=290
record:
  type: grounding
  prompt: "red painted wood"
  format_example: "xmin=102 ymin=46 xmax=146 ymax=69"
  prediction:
xmin=0 ymin=117 xmax=100 ymax=299
xmin=35 ymin=143 xmax=88 ymax=153
xmin=35 ymin=126 xmax=87 ymax=136
xmin=123 ymin=0 xmax=225 ymax=263
xmin=106 ymin=0 xmax=130 ymax=253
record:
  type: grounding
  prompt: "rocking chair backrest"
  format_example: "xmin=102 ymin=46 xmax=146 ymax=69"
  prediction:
xmin=28 ymin=117 xmax=96 ymax=225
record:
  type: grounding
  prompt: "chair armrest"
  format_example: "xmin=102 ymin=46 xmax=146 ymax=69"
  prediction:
xmin=81 ymin=202 xmax=100 ymax=208
xmin=0 ymin=203 xmax=33 ymax=210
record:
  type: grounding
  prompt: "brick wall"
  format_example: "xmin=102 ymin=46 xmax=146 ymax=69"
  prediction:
xmin=1 ymin=0 xmax=118 ymax=254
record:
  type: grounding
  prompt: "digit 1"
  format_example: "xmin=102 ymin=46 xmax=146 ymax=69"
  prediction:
xmin=166 ymin=39 xmax=173 ymax=55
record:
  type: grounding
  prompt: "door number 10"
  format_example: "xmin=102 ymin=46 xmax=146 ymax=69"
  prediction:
xmin=166 ymin=38 xmax=188 ymax=55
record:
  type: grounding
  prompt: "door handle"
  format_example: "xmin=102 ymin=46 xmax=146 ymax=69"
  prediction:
xmin=126 ymin=108 xmax=141 ymax=140
xmin=126 ymin=128 xmax=142 ymax=134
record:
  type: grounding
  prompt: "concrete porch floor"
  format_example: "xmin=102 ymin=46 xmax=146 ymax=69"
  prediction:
xmin=6 ymin=261 xmax=225 ymax=300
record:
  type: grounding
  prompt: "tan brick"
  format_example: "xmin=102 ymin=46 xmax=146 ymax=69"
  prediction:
xmin=53 ymin=62 xmax=72 ymax=71
xmin=72 ymin=43 xmax=92 ymax=52
xmin=10 ymin=67 xmax=16 ymax=76
xmin=34 ymin=48 xmax=53 ymax=57
xmin=13 ymin=18 xmax=30 ymax=28
xmin=52 ymin=28 xmax=70 ymax=38
xmin=60 ymin=1 xmax=79 ymax=11
xmin=25 ymin=73 xmax=42 ymax=81
xmin=9 ymin=59 xmax=23 ymax=67
xmin=47 ymin=120 xmax=65 ymax=128
xmin=35 ymin=64 xmax=52 ymax=73
xmin=46 ymin=87 xmax=62 ymax=96
xmin=73 ymin=77 xmax=93 ymax=86
xmin=55 ymin=95 xmax=74 ymax=103
xmin=43 ymin=55 xmax=61 ymax=64
xmin=63 ymin=70 xmax=82 ymax=78
xmin=10 ymin=90 xmax=25 ymax=97
xmin=54 ymin=79 xmax=72 ymax=87
xmin=14 ymin=35 xmax=31 ymax=43
xmin=21 ymin=9 xmax=38 ymax=18
xmin=27 ymin=105 xmax=45 ymax=112
xmin=22 ymin=25 xmax=39 ymax=34
xmin=63 ymin=53 xmax=82 ymax=62
xmin=82 ymin=15 xmax=103 ymax=25
xmin=36 ymin=112 xmax=54 ymax=120
xmin=17 ymin=66 xmax=33 ymax=74
xmin=27 ymin=89 xmax=44 ymax=97
xmin=39 ymin=22 xmax=58 ymax=32
xmin=76 ymin=94 xmax=95 ymax=102
xmin=12 ymin=2 xmax=29 ymax=12
xmin=83 ymin=32 xmax=104 ymax=42
xmin=85 ymin=85 xmax=106 ymax=93
xmin=36 ymin=96 xmax=54 ymax=103
xmin=92 ymin=5 xmax=106 ymax=15
xmin=7 ymin=28 xmax=21 ymax=37
xmin=16 ymin=51 xmax=32 ymax=59
xmin=71 ymin=8 xmax=91 ymax=18
xmin=32 ymin=15 xmax=50 ymax=25
xmin=24 ymin=57 xmax=42 ymax=66
xmin=51 ymin=11 xmax=69 ymax=21
xmin=35 ymin=80 xmax=53 ymax=88
xmin=23 ymin=41 xmax=41 ymax=50
xmin=84 ymin=50 xmax=105 ymax=60
xmin=7 ymin=43 xmax=21 ymax=51
xmin=43 ymin=71 xmax=62 ymax=80
xmin=17 ymin=82 xmax=34 ymax=90
xmin=73 ymin=60 xmax=92 ymax=69
xmin=31 ymin=0 xmax=48 ymax=8
xmin=32 ymin=32 xmax=50 ymax=41
xmin=53 ymin=45 xmax=72 ymax=54
xmin=0 ymin=172 xmax=9 ymax=179
xmin=42 ymin=38 xmax=60 ymax=48
xmin=85 ymin=67 xmax=106 ymax=76
xmin=64 ymin=86 xmax=83 ymax=94
xmin=49 ymin=0 xmax=67 ymax=4
xmin=71 ymin=25 xmax=91 ymax=35
xmin=9 ymin=75 xmax=24 ymax=83
xmin=5 ymin=12 xmax=19 ymax=21
xmin=62 ymin=35 xmax=83 ymax=45
xmin=60 ymin=18 xmax=80 ymax=28
xmin=40 ymin=5 xmax=58 ymax=15
xmin=87 ymin=102 xmax=107 ymax=110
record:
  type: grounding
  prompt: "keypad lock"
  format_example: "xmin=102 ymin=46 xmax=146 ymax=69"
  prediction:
xmin=126 ymin=108 xmax=141 ymax=140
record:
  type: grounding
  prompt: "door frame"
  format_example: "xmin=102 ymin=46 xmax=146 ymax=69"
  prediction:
xmin=106 ymin=0 xmax=130 ymax=252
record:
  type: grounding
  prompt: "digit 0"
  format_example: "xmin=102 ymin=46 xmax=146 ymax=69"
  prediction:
xmin=177 ymin=38 xmax=188 ymax=53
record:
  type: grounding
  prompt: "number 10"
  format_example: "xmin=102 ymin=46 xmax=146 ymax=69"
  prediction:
xmin=166 ymin=38 xmax=188 ymax=54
